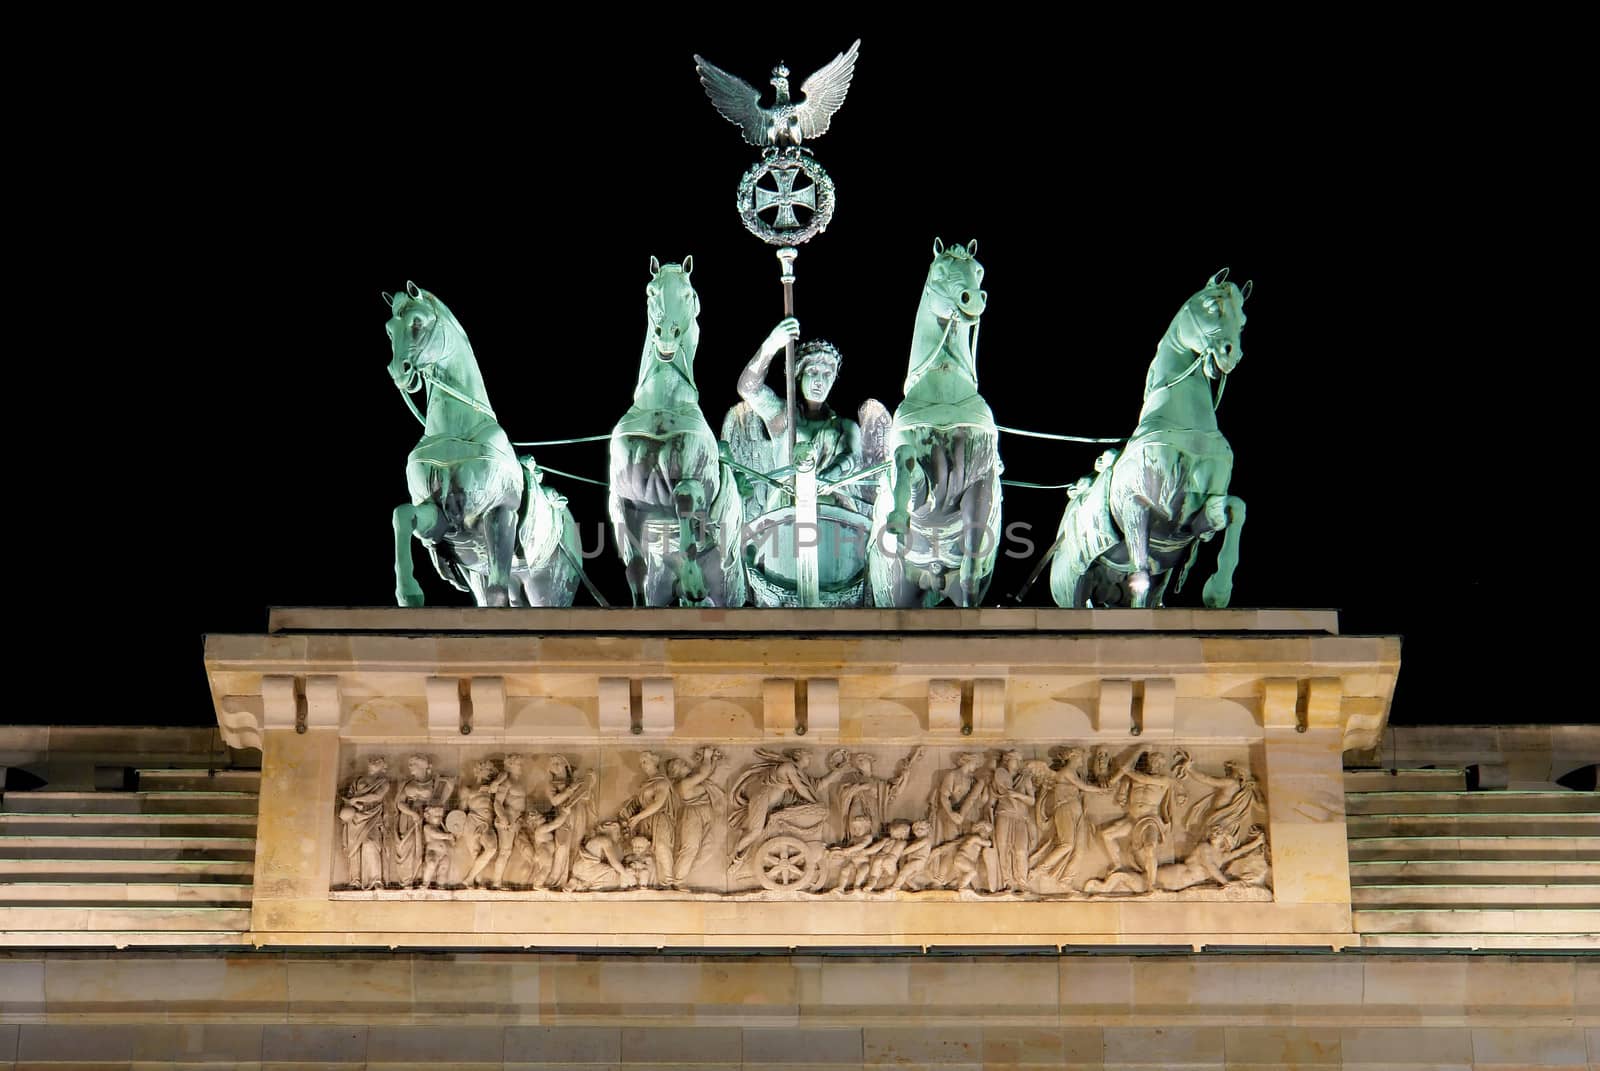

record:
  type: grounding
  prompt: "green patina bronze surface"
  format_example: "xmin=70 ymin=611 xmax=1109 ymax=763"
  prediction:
xmin=722 ymin=324 xmax=889 ymax=607
xmin=608 ymin=258 xmax=746 ymax=607
xmin=867 ymin=239 xmax=1003 ymax=608
xmin=386 ymin=283 xmax=580 ymax=608
xmin=1050 ymin=271 xmax=1251 ymax=609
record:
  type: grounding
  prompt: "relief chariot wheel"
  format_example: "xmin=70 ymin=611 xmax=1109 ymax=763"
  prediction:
xmin=755 ymin=835 xmax=817 ymax=891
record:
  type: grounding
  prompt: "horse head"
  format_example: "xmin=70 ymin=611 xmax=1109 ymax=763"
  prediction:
xmin=926 ymin=237 xmax=986 ymax=323
xmin=907 ymin=239 xmax=987 ymax=392
xmin=639 ymin=255 xmax=701 ymax=388
xmin=1173 ymin=269 xmax=1252 ymax=380
xmin=386 ymin=282 xmax=460 ymax=394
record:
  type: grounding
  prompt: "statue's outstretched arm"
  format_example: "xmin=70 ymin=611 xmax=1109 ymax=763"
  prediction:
xmin=739 ymin=318 xmax=800 ymax=434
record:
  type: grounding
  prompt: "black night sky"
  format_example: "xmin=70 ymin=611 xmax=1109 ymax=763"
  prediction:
xmin=34 ymin=29 xmax=1566 ymax=730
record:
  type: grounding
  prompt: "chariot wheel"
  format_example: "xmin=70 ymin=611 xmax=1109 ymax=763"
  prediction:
xmin=756 ymin=835 xmax=816 ymax=891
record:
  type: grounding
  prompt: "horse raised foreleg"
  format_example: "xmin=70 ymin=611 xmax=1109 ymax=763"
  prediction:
xmin=393 ymin=502 xmax=445 ymax=607
xmin=673 ymin=478 xmax=709 ymax=603
xmin=483 ymin=504 xmax=518 ymax=607
xmin=1200 ymin=494 xmax=1246 ymax=608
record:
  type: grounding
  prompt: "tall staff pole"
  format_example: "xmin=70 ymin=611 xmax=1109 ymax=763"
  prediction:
xmin=778 ymin=246 xmax=798 ymax=464
xmin=696 ymin=41 xmax=857 ymax=607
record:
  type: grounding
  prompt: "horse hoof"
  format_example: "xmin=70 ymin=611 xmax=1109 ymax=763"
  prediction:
xmin=397 ymin=587 xmax=425 ymax=608
xmin=1202 ymin=577 xmax=1232 ymax=608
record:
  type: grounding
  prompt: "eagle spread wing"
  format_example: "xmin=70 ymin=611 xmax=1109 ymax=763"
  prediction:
xmin=795 ymin=39 xmax=860 ymax=141
xmin=694 ymin=54 xmax=767 ymax=147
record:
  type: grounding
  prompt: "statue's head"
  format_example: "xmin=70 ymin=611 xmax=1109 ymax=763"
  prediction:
xmin=972 ymin=820 xmax=994 ymax=837
xmin=638 ymin=751 xmax=662 ymax=776
xmin=424 ymin=805 xmax=444 ymax=822
xmin=1208 ymin=825 xmax=1234 ymax=849
xmin=796 ymin=340 xmax=841 ymax=405
xmin=1176 ymin=269 xmax=1251 ymax=379
xmin=911 ymin=819 xmax=932 ymax=838
xmin=955 ymin=751 xmax=983 ymax=771
xmin=503 ymin=754 xmax=526 ymax=777
xmin=547 ymin=755 xmax=572 ymax=782
xmin=666 ymin=757 xmax=692 ymax=779
xmin=384 ymin=282 xmax=464 ymax=394
xmin=1146 ymin=751 xmax=1170 ymax=776
xmin=848 ymin=814 xmax=874 ymax=838
xmin=888 ymin=820 xmax=911 ymax=840
xmin=407 ymin=754 xmax=432 ymax=779
xmin=472 ymin=759 xmax=499 ymax=783
xmin=365 ymin=755 xmax=389 ymax=776
xmin=1000 ymin=749 xmax=1022 ymax=772
xmin=852 ymin=753 xmax=875 ymax=776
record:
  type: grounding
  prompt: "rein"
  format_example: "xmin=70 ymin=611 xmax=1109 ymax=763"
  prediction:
xmin=393 ymin=331 xmax=498 ymax=428
xmin=1146 ymin=351 xmax=1228 ymax=412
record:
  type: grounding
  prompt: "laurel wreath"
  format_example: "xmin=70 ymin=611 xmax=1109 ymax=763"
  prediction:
xmin=735 ymin=152 xmax=836 ymax=246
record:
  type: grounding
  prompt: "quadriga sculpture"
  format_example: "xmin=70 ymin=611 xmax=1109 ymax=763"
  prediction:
xmin=386 ymin=283 xmax=582 ymax=607
xmin=609 ymin=258 xmax=746 ymax=606
xmin=1051 ymin=270 xmax=1251 ymax=609
xmin=868 ymin=239 xmax=1003 ymax=607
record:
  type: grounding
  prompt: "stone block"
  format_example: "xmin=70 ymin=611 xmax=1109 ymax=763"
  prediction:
xmin=618 ymin=1025 xmax=742 ymax=1064
xmin=1361 ymin=958 xmax=1468 ymax=1019
xmin=639 ymin=676 xmax=674 ymax=736
xmin=16 ymin=1024 xmax=140 ymax=1062
xmin=862 ymin=1024 xmax=984 ymax=1064
xmin=1139 ymin=678 xmax=1176 ymax=737
xmin=808 ymin=678 xmax=840 ymax=735
xmin=366 ymin=1025 xmax=504 ymax=1064
xmin=1465 ymin=956 xmax=1577 ymax=1013
xmin=764 ymin=678 xmax=797 ymax=737
xmin=305 ymin=674 xmax=341 ymax=730
xmin=411 ymin=954 xmax=539 ymax=1016
xmin=1097 ymin=679 xmax=1133 ymax=734
xmin=742 ymin=1027 xmax=864 ymax=1065
xmin=1102 ymin=1026 xmax=1223 ymax=1067
xmin=43 ymin=953 xmax=288 ymax=1017
xmin=928 ymin=679 xmax=962 ymax=734
xmin=135 ymin=1024 xmax=266 ymax=1063
xmin=470 ymin=675 xmax=507 ymax=736
xmin=972 ymin=678 xmax=1006 ymax=736
xmin=285 ymin=957 xmax=413 ymax=1016
xmin=503 ymin=1025 xmax=621 ymax=1065
xmin=0 ymin=958 xmax=44 ymax=1017
xmin=261 ymin=1024 xmax=368 ymax=1063
xmin=598 ymin=676 xmax=631 ymax=735
xmin=1338 ymin=1026 xmax=1472 ymax=1067
xmin=1470 ymin=1026 xmax=1589 ymax=1067
xmin=1221 ymin=1026 xmax=1341 ymax=1067
xmin=426 ymin=676 xmax=460 ymax=735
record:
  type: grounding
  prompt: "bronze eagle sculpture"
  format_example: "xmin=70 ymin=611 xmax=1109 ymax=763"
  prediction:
xmin=694 ymin=40 xmax=861 ymax=148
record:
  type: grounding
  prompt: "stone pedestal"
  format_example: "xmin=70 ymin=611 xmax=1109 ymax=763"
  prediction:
xmin=203 ymin=609 xmax=1399 ymax=950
